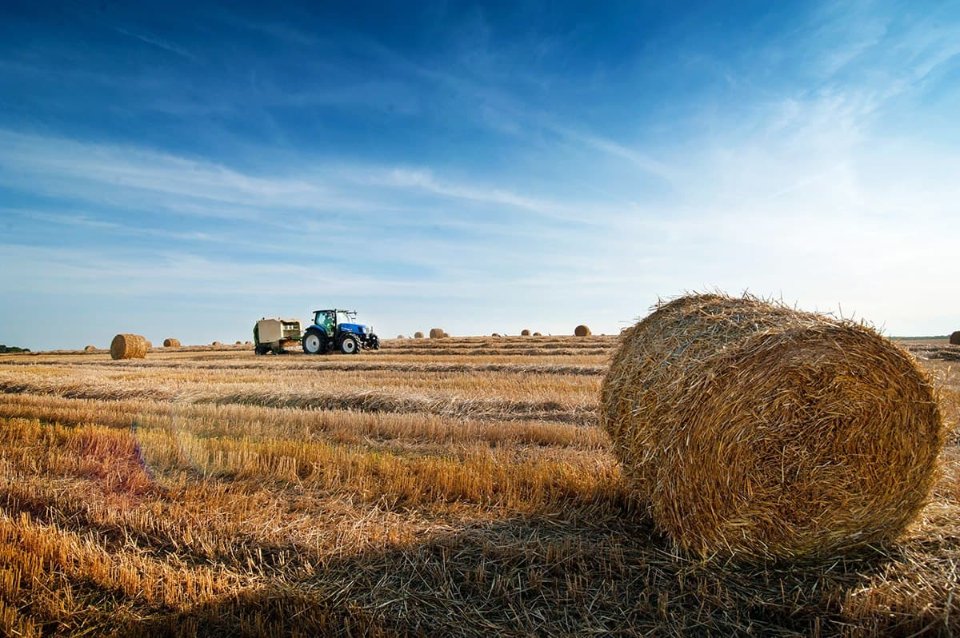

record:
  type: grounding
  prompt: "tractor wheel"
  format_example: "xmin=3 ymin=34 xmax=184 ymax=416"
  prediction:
xmin=254 ymin=344 xmax=266 ymax=356
xmin=340 ymin=335 xmax=360 ymax=355
xmin=303 ymin=331 xmax=325 ymax=355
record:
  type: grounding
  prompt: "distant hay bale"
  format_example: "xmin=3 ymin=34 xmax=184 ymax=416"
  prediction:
xmin=574 ymin=324 xmax=591 ymax=337
xmin=601 ymin=293 xmax=944 ymax=561
xmin=144 ymin=340 xmax=152 ymax=350
xmin=429 ymin=328 xmax=445 ymax=339
xmin=533 ymin=332 xmax=542 ymax=336
xmin=83 ymin=345 xmax=96 ymax=352
xmin=492 ymin=333 xmax=501 ymax=337
xmin=110 ymin=334 xmax=147 ymax=360
xmin=951 ymin=331 xmax=960 ymax=345
xmin=235 ymin=340 xmax=242 ymax=345
xmin=397 ymin=334 xmax=405 ymax=340
xmin=212 ymin=341 xmax=222 ymax=347
xmin=162 ymin=338 xmax=181 ymax=348
xmin=521 ymin=329 xmax=531 ymax=336
xmin=414 ymin=332 xmax=424 ymax=339
xmin=443 ymin=332 xmax=450 ymax=338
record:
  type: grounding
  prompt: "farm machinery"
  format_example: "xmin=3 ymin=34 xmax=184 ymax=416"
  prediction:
xmin=253 ymin=318 xmax=303 ymax=355
xmin=253 ymin=309 xmax=379 ymax=355
xmin=302 ymin=309 xmax=380 ymax=354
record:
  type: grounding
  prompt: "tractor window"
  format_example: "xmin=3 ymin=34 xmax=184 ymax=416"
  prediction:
xmin=337 ymin=311 xmax=352 ymax=325
xmin=318 ymin=312 xmax=335 ymax=332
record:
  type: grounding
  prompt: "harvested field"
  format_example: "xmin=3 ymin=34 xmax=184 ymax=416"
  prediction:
xmin=0 ymin=334 xmax=957 ymax=636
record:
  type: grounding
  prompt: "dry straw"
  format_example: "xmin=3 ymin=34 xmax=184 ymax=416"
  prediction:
xmin=574 ymin=325 xmax=591 ymax=336
xmin=163 ymin=338 xmax=181 ymax=348
xmin=429 ymin=328 xmax=445 ymax=339
xmin=521 ymin=329 xmax=531 ymax=336
xmin=601 ymin=293 xmax=944 ymax=561
xmin=414 ymin=332 xmax=424 ymax=339
xmin=83 ymin=345 xmax=96 ymax=352
xmin=950 ymin=331 xmax=960 ymax=345
xmin=109 ymin=334 xmax=147 ymax=360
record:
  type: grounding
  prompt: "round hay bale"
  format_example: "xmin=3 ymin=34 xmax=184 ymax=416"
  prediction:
xmin=442 ymin=332 xmax=450 ymax=338
xmin=521 ymin=329 xmax=531 ymax=336
xmin=950 ymin=331 xmax=960 ymax=345
xmin=212 ymin=341 xmax=222 ymax=347
xmin=574 ymin=324 xmax=591 ymax=337
xmin=110 ymin=334 xmax=147 ymax=360
xmin=492 ymin=333 xmax=501 ymax=337
xmin=83 ymin=345 xmax=96 ymax=353
xmin=162 ymin=338 xmax=181 ymax=348
xmin=414 ymin=332 xmax=424 ymax=339
xmin=429 ymin=328 xmax=445 ymax=339
xmin=533 ymin=332 xmax=542 ymax=336
xmin=601 ymin=293 xmax=944 ymax=561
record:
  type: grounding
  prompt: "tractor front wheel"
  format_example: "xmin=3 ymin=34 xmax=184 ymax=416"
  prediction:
xmin=340 ymin=335 xmax=360 ymax=355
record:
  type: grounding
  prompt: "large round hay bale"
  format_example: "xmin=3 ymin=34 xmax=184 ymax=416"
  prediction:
xmin=601 ymin=293 xmax=944 ymax=561
xmin=429 ymin=328 xmax=445 ymax=339
xmin=414 ymin=332 xmax=424 ymax=339
xmin=533 ymin=332 xmax=542 ymax=336
xmin=521 ymin=329 xmax=531 ymax=336
xmin=110 ymin=334 xmax=147 ymax=360
xmin=950 ymin=331 xmax=960 ymax=345
xmin=574 ymin=324 xmax=591 ymax=336
xmin=83 ymin=345 xmax=96 ymax=353
xmin=163 ymin=338 xmax=181 ymax=348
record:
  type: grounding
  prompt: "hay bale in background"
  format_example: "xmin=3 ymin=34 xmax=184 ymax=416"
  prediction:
xmin=574 ymin=325 xmax=591 ymax=336
xmin=442 ymin=332 xmax=450 ymax=338
xmin=163 ymin=338 xmax=181 ymax=348
xmin=83 ymin=345 xmax=96 ymax=352
xmin=950 ymin=331 xmax=960 ymax=345
xmin=429 ymin=328 xmax=445 ymax=339
xmin=110 ymin=334 xmax=147 ymax=360
xmin=521 ymin=329 xmax=531 ymax=336
xmin=601 ymin=293 xmax=944 ymax=561
xmin=414 ymin=332 xmax=424 ymax=339
xmin=144 ymin=340 xmax=152 ymax=350
xmin=533 ymin=332 xmax=542 ymax=336
xmin=212 ymin=341 xmax=222 ymax=347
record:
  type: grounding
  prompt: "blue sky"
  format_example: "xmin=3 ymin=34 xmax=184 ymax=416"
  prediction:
xmin=1 ymin=1 xmax=959 ymax=349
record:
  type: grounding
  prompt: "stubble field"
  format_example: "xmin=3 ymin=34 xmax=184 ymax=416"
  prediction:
xmin=0 ymin=335 xmax=958 ymax=636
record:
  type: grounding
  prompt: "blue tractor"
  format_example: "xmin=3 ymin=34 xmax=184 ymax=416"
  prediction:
xmin=302 ymin=309 xmax=380 ymax=355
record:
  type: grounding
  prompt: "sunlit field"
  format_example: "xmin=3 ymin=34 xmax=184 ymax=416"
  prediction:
xmin=0 ymin=336 xmax=957 ymax=636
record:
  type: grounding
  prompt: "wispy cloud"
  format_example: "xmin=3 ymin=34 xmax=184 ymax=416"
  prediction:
xmin=113 ymin=27 xmax=197 ymax=61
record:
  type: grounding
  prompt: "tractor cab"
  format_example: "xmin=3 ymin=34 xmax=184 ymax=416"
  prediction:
xmin=303 ymin=309 xmax=380 ymax=354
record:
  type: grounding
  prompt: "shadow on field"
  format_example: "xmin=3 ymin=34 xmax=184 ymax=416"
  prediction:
xmin=121 ymin=505 xmax=939 ymax=638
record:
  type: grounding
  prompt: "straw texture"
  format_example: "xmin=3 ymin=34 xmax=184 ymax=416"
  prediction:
xmin=601 ymin=293 xmax=944 ymax=560
xmin=162 ymin=338 xmax=181 ymax=348
xmin=575 ymin=325 xmax=591 ymax=337
xmin=950 ymin=331 xmax=960 ymax=346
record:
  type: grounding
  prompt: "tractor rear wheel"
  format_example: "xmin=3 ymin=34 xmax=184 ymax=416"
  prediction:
xmin=303 ymin=331 xmax=326 ymax=355
xmin=340 ymin=335 xmax=360 ymax=354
